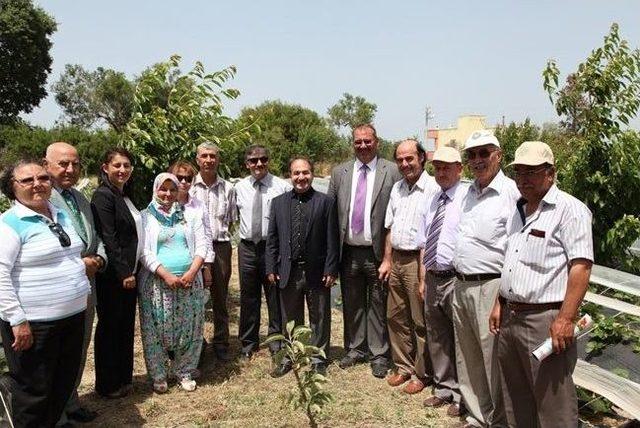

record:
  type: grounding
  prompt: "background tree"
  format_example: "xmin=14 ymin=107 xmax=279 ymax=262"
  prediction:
xmin=543 ymin=23 xmax=640 ymax=272
xmin=0 ymin=0 xmax=56 ymax=122
xmin=327 ymin=93 xmax=377 ymax=131
xmin=52 ymin=64 xmax=134 ymax=133
xmin=121 ymin=55 xmax=248 ymax=205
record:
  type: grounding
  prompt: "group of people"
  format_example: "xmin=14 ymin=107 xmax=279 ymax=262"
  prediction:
xmin=0 ymin=122 xmax=592 ymax=428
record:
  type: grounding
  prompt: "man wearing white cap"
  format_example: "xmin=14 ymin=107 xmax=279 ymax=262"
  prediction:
xmin=418 ymin=146 xmax=468 ymax=418
xmin=380 ymin=139 xmax=437 ymax=394
xmin=453 ymin=130 xmax=519 ymax=427
xmin=489 ymin=141 xmax=593 ymax=427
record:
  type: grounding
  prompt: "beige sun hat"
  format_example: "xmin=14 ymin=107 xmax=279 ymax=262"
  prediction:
xmin=432 ymin=146 xmax=462 ymax=163
xmin=509 ymin=141 xmax=555 ymax=166
xmin=464 ymin=130 xmax=500 ymax=150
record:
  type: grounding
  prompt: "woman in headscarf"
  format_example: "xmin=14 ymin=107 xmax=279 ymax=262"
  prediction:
xmin=138 ymin=173 xmax=207 ymax=393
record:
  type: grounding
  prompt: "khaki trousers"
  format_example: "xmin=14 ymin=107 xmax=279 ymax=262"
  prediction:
xmin=425 ymin=271 xmax=460 ymax=403
xmin=452 ymin=278 xmax=505 ymax=427
xmin=498 ymin=307 xmax=578 ymax=428
xmin=387 ymin=250 xmax=430 ymax=379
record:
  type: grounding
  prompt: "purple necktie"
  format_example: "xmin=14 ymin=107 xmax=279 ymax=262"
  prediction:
xmin=351 ymin=164 xmax=368 ymax=235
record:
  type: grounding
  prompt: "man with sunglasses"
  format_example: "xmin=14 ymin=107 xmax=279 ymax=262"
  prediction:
xmin=45 ymin=142 xmax=106 ymax=425
xmin=327 ymin=124 xmax=402 ymax=379
xmin=235 ymin=145 xmax=292 ymax=359
xmin=452 ymin=130 xmax=519 ymax=428
xmin=489 ymin=141 xmax=592 ymax=427
xmin=190 ymin=141 xmax=236 ymax=361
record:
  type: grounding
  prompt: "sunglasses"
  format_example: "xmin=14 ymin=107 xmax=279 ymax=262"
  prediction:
xmin=14 ymin=174 xmax=51 ymax=186
xmin=465 ymin=148 xmax=496 ymax=161
xmin=48 ymin=222 xmax=71 ymax=247
xmin=176 ymin=175 xmax=193 ymax=183
xmin=513 ymin=165 xmax=551 ymax=178
xmin=354 ymin=139 xmax=373 ymax=145
xmin=247 ymin=156 xmax=269 ymax=165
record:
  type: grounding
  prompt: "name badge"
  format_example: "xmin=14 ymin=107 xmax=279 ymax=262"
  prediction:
xmin=529 ymin=229 xmax=546 ymax=238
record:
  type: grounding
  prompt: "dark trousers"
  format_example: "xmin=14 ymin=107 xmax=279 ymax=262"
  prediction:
xmin=279 ymin=265 xmax=331 ymax=364
xmin=340 ymin=245 xmax=389 ymax=365
xmin=94 ymin=277 xmax=137 ymax=396
xmin=211 ymin=241 xmax=232 ymax=349
xmin=238 ymin=240 xmax=281 ymax=354
xmin=0 ymin=311 xmax=85 ymax=428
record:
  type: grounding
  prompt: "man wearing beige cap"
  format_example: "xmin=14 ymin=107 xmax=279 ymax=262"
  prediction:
xmin=418 ymin=146 xmax=468 ymax=418
xmin=453 ymin=130 xmax=519 ymax=427
xmin=489 ymin=141 xmax=593 ymax=427
xmin=380 ymin=139 xmax=437 ymax=394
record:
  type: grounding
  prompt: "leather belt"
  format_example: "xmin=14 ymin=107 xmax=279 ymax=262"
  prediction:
xmin=428 ymin=270 xmax=456 ymax=279
xmin=240 ymin=239 xmax=265 ymax=246
xmin=455 ymin=272 xmax=501 ymax=282
xmin=499 ymin=297 xmax=562 ymax=312
xmin=394 ymin=249 xmax=420 ymax=256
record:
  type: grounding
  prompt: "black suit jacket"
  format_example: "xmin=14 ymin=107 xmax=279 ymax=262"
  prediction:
xmin=91 ymin=183 xmax=139 ymax=282
xmin=266 ymin=188 xmax=339 ymax=289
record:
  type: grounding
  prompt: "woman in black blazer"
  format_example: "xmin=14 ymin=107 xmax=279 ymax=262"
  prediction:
xmin=90 ymin=147 xmax=143 ymax=398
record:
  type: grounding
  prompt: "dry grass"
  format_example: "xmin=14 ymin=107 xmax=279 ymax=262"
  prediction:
xmin=78 ymin=250 xmax=455 ymax=427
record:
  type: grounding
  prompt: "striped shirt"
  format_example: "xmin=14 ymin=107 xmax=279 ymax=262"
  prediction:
xmin=190 ymin=173 xmax=236 ymax=242
xmin=235 ymin=173 xmax=292 ymax=241
xmin=453 ymin=170 xmax=521 ymax=274
xmin=385 ymin=171 xmax=437 ymax=251
xmin=501 ymin=185 xmax=593 ymax=303
xmin=0 ymin=201 xmax=90 ymax=326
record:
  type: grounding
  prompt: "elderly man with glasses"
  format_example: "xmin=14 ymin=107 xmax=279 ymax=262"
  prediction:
xmin=452 ymin=130 xmax=520 ymax=428
xmin=489 ymin=141 xmax=592 ymax=428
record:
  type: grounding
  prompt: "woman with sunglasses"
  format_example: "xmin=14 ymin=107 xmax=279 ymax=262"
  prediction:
xmin=138 ymin=173 xmax=207 ymax=393
xmin=0 ymin=160 xmax=90 ymax=427
xmin=91 ymin=148 xmax=143 ymax=399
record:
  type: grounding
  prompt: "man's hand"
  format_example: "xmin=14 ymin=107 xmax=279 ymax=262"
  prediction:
xmin=83 ymin=256 xmax=100 ymax=278
xmin=489 ymin=298 xmax=501 ymax=335
xmin=122 ymin=275 xmax=136 ymax=289
xmin=267 ymin=273 xmax=280 ymax=286
xmin=202 ymin=263 xmax=213 ymax=289
xmin=418 ymin=281 xmax=425 ymax=301
xmin=12 ymin=321 xmax=33 ymax=351
xmin=378 ymin=259 xmax=392 ymax=284
xmin=322 ymin=274 xmax=336 ymax=288
xmin=550 ymin=315 xmax=575 ymax=354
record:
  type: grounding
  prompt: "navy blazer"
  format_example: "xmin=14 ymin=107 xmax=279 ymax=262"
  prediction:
xmin=265 ymin=188 xmax=339 ymax=289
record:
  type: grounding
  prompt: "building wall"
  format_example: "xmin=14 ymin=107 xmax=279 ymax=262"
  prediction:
xmin=427 ymin=115 xmax=495 ymax=151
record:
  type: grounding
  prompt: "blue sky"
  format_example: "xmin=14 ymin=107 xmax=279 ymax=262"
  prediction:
xmin=26 ymin=0 xmax=640 ymax=140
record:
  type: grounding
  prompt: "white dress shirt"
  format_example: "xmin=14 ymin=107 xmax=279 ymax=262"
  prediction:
xmin=501 ymin=185 xmax=593 ymax=303
xmin=235 ymin=173 xmax=292 ymax=241
xmin=189 ymin=174 xmax=236 ymax=242
xmin=385 ymin=171 xmax=437 ymax=251
xmin=346 ymin=157 xmax=377 ymax=246
xmin=417 ymin=180 xmax=469 ymax=270
xmin=453 ymin=170 xmax=521 ymax=274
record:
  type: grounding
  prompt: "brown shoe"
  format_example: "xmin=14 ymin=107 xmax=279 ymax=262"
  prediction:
xmin=446 ymin=402 xmax=466 ymax=417
xmin=403 ymin=379 xmax=425 ymax=394
xmin=386 ymin=372 xmax=410 ymax=387
xmin=423 ymin=395 xmax=450 ymax=408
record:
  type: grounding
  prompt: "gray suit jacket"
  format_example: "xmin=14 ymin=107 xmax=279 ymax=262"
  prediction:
xmin=50 ymin=187 xmax=107 ymax=301
xmin=327 ymin=157 xmax=401 ymax=262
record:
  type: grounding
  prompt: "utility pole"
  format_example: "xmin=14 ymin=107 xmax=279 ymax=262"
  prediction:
xmin=425 ymin=106 xmax=434 ymax=130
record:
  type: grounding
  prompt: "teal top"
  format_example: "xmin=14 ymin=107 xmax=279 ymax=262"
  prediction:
xmin=156 ymin=223 xmax=192 ymax=275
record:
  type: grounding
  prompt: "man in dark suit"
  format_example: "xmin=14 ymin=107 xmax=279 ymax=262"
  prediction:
xmin=327 ymin=124 xmax=402 ymax=378
xmin=44 ymin=142 xmax=107 ymax=424
xmin=266 ymin=157 xmax=339 ymax=377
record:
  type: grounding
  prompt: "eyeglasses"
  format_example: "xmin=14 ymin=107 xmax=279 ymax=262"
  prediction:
xmin=13 ymin=175 xmax=51 ymax=186
xmin=354 ymin=139 xmax=373 ymax=145
xmin=48 ymin=222 xmax=71 ymax=247
xmin=176 ymin=175 xmax=193 ymax=183
xmin=513 ymin=165 xmax=551 ymax=178
xmin=465 ymin=148 xmax=496 ymax=161
xmin=247 ymin=156 xmax=269 ymax=165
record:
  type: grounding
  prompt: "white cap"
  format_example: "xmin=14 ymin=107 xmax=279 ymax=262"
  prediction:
xmin=509 ymin=141 xmax=555 ymax=166
xmin=432 ymin=146 xmax=462 ymax=163
xmin=464 ymin=130 xmax=500 ymax=150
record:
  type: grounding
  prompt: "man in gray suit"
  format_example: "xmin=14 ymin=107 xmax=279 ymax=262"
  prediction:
xmin=45 ymin=142 xmax=106 ymax=425
xmin=327 ymin=124 xmax=402 ymax=378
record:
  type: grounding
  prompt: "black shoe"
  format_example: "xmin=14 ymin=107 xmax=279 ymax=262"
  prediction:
xmin=214 ymin=346 xmax=231 ymax=361
xmin=371 ymin=363 xmax=388 ymax=379
xmin=240 ymin=351 xmax=253 ymax=361
xmin=311 ymin=363 xmax=327 ymax=376
xmin=68 ymin=406 xmax=98 ymax=423
xmin=270 ymin=361 xmax=293 ymax=378
xmin=338 ymin=355 xmax=365 ymax=369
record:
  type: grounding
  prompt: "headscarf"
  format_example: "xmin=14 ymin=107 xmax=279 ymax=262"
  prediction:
xmin=147 ymin=173 xmax=184 ymax=226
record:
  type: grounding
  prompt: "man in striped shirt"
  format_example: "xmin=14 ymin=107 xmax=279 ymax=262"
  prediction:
xmin=490 ymin=141 xmax=593 ymax=428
